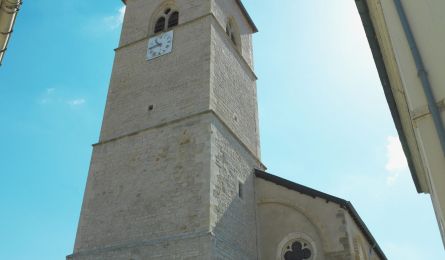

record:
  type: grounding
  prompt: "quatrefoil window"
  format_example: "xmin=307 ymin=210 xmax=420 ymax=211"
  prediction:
xmin=281 ymin=239 xmax=314 ymax=260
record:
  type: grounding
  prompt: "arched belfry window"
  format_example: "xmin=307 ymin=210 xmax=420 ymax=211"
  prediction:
xmin=168 ymin=11 xmax=179 ymax=28
xmin=153 ymin=8 xmax=179 ymax=34
xmin=154 ymin=17 xmax=166 ymax=33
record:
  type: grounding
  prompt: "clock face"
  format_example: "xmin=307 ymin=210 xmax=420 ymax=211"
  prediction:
xmin=147 ymin=30 xmax=174 ymax=60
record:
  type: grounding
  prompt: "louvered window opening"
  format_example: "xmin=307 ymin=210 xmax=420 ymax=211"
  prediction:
xmin=168 ymin=12 xmax=179 ymax=28
xmin=154 ymin=9 xmax=179 ymax=34
xmin=154 ymin=17 xmax=166 ymax=33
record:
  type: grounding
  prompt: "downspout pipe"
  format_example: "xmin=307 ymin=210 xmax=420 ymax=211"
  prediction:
xmin=393 ymin=0 xmax=445 ymax=156
xmin=0 ymin=0 xmax=22 ymax=66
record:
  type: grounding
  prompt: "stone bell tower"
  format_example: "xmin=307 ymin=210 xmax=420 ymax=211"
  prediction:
xmin=68 ymin=0 xmax=262 ymax=259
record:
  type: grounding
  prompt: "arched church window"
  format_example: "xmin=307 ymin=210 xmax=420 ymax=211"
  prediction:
xmin=153 ymin=8 xmax=179 ymax=34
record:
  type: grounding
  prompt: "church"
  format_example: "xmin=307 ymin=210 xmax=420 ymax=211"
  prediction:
xmin=67 ymin=0 xmax=386 ymax=259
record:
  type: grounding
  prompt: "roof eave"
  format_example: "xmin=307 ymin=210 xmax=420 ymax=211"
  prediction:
xmin=0 ymin=0 xmax=21 ymax=66
xmin=234 ymin=0 xmax=258 ymax=33
xmin=354 ymin=0 xmax=423 ymax=193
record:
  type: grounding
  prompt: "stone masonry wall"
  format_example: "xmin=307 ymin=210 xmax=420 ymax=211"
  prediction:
xmin=100 ymin=15 xmax=212 ymax=142
xmin=72 ymin=115 xmax=212 ymax=258
xmin=211 ymin=0 xmax=255 ymax=68
xmin=69 ymin=235 xmax=211 ymax=260
xmin=210 ymin=19 xmax=260 ymax=157
xmin=346 ymin=213 xmax=382 ymax=260
xmin=209 ymin=117 xmax=262 ymax=259
xmin=256 ymin=178 xmax=355 ymax=259
xmin=71 ymin=0 xmax=263 ymax=258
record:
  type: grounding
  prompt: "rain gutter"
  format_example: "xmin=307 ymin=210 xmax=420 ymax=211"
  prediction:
xmin=393 ymin=0 xmax=445 ymax=156
xmin=355 ymin=0 xmax=422 ymax=192
xmin=0 ymin=0 xmax=22 ymax=66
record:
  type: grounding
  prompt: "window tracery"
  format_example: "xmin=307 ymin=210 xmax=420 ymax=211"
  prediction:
xmin=278 ymin=233 xmax=317 ymax=260
xmin=282 ymin=239 xmax=313 ymax=260
xmin=154 ymin=8 xmax=179 ymax=34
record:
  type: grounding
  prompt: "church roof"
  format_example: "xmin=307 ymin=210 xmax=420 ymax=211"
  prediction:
xmin=254 ymin=169 xmax=387 ymax=260
xmin=120 ymin=0 xmax=258 ymax=33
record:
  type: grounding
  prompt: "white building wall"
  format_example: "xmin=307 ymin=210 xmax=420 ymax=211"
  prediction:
xmin=365 ymin=0 xmax=445 ymax=246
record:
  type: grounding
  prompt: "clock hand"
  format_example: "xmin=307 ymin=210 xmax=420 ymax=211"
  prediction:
xmin=149 ymin=43 xmax=162 ymax=50
xmin=151 ymin=37 xmax=163 ymax=46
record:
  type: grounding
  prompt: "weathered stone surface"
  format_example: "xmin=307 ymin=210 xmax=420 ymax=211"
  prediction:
xmin=69 ymin=0 xmax=384 ymax=259
xmin=73 ymin=115 xmax=212 ymax=256
xmin=210 ymin=117 xmax=261 ymax=259
xmin=255 ymin=178 xmax=383 ymax=259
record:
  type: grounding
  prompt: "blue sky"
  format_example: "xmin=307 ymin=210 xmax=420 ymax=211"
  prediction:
xmin=0 ymin=0 xmax=443 ymax=259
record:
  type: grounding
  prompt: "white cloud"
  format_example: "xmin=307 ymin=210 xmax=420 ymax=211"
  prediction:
xmin=67 ymin=98 xmax=86 ymax=107
xmin=103 ymin=6 xmax=126 ymax=30
xmin=38 ymin=88 xmax=57 ymax=104
xmin=385 ymin=136 xmax=408 ymax=185
xmin=37 ymin=88 xmax=86 ymax=108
